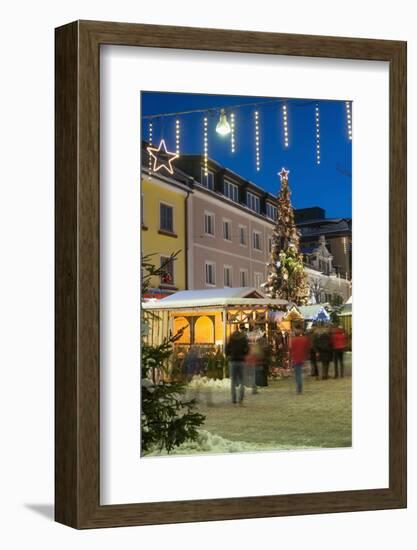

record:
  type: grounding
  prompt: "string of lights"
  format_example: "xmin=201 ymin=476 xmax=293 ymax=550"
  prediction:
xmin=148 ymin=121 xmax=153 ymax=173
xmin=203 ymin=116 xmax=208 ymax=176
xmin=282 ymin=103 xmax=289 ymax=148
xmin=175 ymin=119 xmax=180 ymax=155
xmin=254 ymin=110 xmax=261 ymax=171
xmin=315 ymin=104 xmax=321 ymax=165
xmin=345 ymin=101 xmax=352 ymax=140
xmin=230 ymin=112 xmax=236 ymax=153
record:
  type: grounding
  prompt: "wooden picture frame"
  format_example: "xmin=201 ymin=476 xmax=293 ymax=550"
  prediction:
xmin=55 ymin=20 xmax=407 ymax=529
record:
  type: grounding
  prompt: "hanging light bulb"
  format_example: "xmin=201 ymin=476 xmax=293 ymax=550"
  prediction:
xmin=216 ymin=108 xmax=231 ymax=136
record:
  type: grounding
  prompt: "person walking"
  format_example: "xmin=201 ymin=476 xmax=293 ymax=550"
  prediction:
xmin=314 ymin=325 xmax=332 ymax=380
xmin=308 ymin=326 xmax=320 ymax=379
xmin=331 ymin=326 xmax=347 ymax=378
xmin=225 ymin=324 xmax=249 ymax=404
xmin=289 ymin=324 xmax=310 ymax=394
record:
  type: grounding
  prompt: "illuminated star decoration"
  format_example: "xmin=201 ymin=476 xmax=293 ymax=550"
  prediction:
xmin=146 ymin=139 xmax=179 ymax=175
xmin=278 ymin=167 xmax=290 ymax=181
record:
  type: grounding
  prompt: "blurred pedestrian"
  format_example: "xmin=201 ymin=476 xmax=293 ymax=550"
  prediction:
xmin=246 ymin=340 xmax=262 ymax=394
xmin=314 ymin=324 xmax=332 ymax=380
xmin=308 ymin=326 xmax=320 ymax=379
xmin=289 ymin=324 xmax=310 ymax=394
xmin=331 ymin=326 xmax=346 ymax=378
xmin=225 ymin=324 xmax=249 ymax=404
xmin=183 ymin=346 xmax=201 ymax=382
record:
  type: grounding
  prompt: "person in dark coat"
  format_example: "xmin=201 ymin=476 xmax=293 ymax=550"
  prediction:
xmin=313 ymin=325 xmax=332 ymax=380
xmin=331 ymin=326 xmax=347 ymax=378
xmin=225 ymin=325 xmax=249 ymax=404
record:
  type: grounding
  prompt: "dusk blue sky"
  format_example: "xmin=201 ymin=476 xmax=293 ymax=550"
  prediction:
xmin=141 ymin=92 xmax=352 ymax=218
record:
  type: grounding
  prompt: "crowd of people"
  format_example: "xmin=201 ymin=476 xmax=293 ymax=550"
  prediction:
xmin=179 ymin=321 xmax=347 ymax=404
xmin=226 ymin=322 xmax=347 ymax=402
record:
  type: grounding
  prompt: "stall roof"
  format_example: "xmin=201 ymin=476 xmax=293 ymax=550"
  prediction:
xmin=298 ymin=304 xmax=330 ymax=321
xmin=142 ymin=287 xmax=288 ymax=310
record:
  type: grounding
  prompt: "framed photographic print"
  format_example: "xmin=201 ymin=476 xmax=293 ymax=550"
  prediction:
xmin=55 ymin=20 xmax=406 ymax=528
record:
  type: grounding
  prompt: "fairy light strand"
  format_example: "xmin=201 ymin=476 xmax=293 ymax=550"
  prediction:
xmin=315 ymin=104 xmax=321 ymax=165
xmin=282 ymin=103 xmax=289 ymax=148
xmin=203 ymin=117 xmax=208 ymax=176
xmin=175 ymin=119 xmax=180 ymax=155
xmin=254 ymin=110 xmax=260 ymax=171
xmin=230 ymin=112 xmax=236 ymax=153
xmin=345 ymin=101 xmax=352 ymax=140
xmin=148 ymin=121 xmax=153 ymax=173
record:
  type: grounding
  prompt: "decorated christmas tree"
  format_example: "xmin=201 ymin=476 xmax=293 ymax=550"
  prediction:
xmin=262 ymin=168 xmax=309 ymax=305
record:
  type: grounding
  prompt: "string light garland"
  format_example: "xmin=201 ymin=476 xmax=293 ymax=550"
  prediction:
xmin=148 ymin=121 xmax=153 ymax=173
xmin=146 ymin=139 xmax=179 ymax=175
xmin=175 ymin=119 xmax=180 ymax=155
xmin=230 ymin=113 xmax=236 ymax=153
xmin=203 ymin=116 xmax=208 ymax=176
xmin=315 ymin=104 xmax=321 ymax=165
xmin=345 ymin=101 xmax=352 ymax=140
xmin=254 ymin=110 xmax=260 ymax=171
xmin=282 ymin=103 xmax=289 ymax=148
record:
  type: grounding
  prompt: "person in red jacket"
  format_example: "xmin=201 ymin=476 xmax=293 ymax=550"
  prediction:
xmin=330 ymin=326 xmax=346 ymax=378
xmin=289 ymin=324 xmax=310 ymax=394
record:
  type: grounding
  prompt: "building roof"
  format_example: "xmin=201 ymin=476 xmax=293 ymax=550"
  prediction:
xmin=142 ymin=287 xmax=288 ymax=310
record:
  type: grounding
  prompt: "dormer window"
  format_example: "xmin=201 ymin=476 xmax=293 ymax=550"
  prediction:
xmin=247 ymin=191 xmax=260 ymax=213
xmin=224 ymin=179 xmax=239 ymax=202
xmin=266 ymin=202 xmax=277 ymax=221
xmin=200 ymin=169 xmax=214 ymax=190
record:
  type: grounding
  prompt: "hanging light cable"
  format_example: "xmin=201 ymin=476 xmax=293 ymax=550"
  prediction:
xmin=175 ymin=119 xmax=180 ymax=155
xmin=230 ymin=113 xmax=236 ymax=153
xmin=282 ymin=103 xmax=289 ymax=148
xmin=315 ymin=104 xmax=321 ymax=165
xmin=345 ymin=101 xmax=352 ymax=140
xmin=203 ymin=116 xmax=208 ymax=176
xmin=254 ymin=110 xmax=260 ymax=171
xmin=148 ymin=121 xmax=153 ymax=173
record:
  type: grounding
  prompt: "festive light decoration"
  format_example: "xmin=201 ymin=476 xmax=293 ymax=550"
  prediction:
xmin=216 ymin=108 xmax=231 ymax=136
xmin=203 ymin=117 xmax=208 ymax=176
xmin=146 ymin=139 xmax=179 ymax=175
xmin=148 ymin=121 xmax=153 ymax=173
xmin=254 ymin=110 xmax=260 ymax=171
xmin=175 ymin=119 xmax=180 ymax=155
xmin=230 ymin=112 xmax=236 ymax=153
xmin=279 ymin=167 xmax=290 ymax=181
xmin=345 ymin=101 xmax=352 ymax=140
xmin=282 ymin=103 xmax=289 ymax=147
xmin=315 ymin=104 xmax=321 ymax=165
xmin=262 ymin=169 xmax=309 ymax=304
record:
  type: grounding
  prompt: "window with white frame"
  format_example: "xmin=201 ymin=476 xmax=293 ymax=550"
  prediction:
xmin=239 ymin=225 xmax=247 ymax=246
xmin=205 ymin=262 xmax=216 ymax=285
xmin=240 ymin=269 xmax=248 ymax=287
xmin=253 ymin=230 xmax=262 ymax=251
xmin=223 ymin=219 xmax=232 ymax=241
xmin=224 ymin=265 xmax=232 ymax=287
xmin=254 ymin=272 xmax=263 ymax=288
xmin=266 ymin=202 xmax=277 ymax=221
xmin=224 ymin=179 xmax=239 ymax=202
xmin=204 ymin=212 xmax=215 ymax=236
xmin=200 ymin=168 xmax=214 ymax=190
xmin=160 ymin=203 xmax=174 ymax=233
xmin=246 ymin=191 xmax=260 ymax=213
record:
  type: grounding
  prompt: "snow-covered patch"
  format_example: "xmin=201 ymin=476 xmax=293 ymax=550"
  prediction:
xmin=146 ymin=430 xmax=317 ymax=457
xmin=187 ymin=375 xmax=231 ymax=390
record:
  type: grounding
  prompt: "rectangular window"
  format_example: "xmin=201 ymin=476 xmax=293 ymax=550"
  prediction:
xmin=201 ymin=169 xmax=214 ymax=190
xmin=204 ymin=212 xmax=215 ymax=236
xmin=223 ymin=219 xmax=232 ymax=241
xmin=160 ymin=203 xmax=173 ymax=233
xmin=253 ymin=231 xmax=262 ymax=251
xmin=266 ymin=202 xmax=277 ymax=221
xmin=254 ymin=272 xmax=263 ymax=288
xmin=268 ymin=236 xmax=273 ymax=253
xmin=239 ymin=225 xmax=247 ymax=246
xmin=205 ymin=262 xmax=216 ymax=285
xmin=224 ymin=179 xmax=239 ymax=202
xmin=240 ymin=269 xmax=248 ymax=287
xmin=224 ymin=266 xmax=232 ymax=287
xmin=160 ymin=256 xmax=174 ymax=285
xmin=247 ymin=191 xmax=260 ymax=213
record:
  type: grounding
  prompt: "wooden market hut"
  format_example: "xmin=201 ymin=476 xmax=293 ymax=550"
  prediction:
xmin=142 ymin=287 xmax=288 ymax=354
